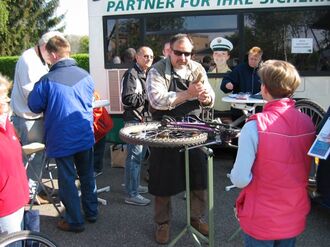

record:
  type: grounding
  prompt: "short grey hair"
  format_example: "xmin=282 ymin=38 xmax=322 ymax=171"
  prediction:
xmin=38 ymin=31 xmax=65 ymax=46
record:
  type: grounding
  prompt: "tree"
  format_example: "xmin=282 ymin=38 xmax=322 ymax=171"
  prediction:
xmin=0 ymin=1 xmax=9 ymax=35
xmin=79 ymin=36 xmax=89 ymax=53
xmin=0 ymin=0 xmax=65 ymax=56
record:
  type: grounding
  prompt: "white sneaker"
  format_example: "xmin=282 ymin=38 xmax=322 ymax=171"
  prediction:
xmin=125 ymin=194 xmax=150 ymax=206
xmin=138 ymin=185 xmax=148 ymax=194
xmin=121 ymin=184 xmax=149 ymax=194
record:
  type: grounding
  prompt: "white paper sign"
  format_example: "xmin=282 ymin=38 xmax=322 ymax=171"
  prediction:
xmin=308 ymin=118 xmax=330 ymax=160
xmin=292 ymin=38 xmax=313 ymax=54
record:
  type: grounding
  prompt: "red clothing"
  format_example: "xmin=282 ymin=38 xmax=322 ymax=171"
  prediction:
xmin=236 ymin=98 xmax=315 ymax=240
xmin=0 ymin=118 xmax=29 ymax=217
xmin=93 ymin=92 xmax=113 ymax=143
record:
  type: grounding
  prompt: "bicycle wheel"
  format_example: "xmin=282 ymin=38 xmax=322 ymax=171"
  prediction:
xmin=0 ymin=230 xmax=57 ymax=247
xmin=295 ymin=99 xmax=326 ymax=196
xmin=295 ymin=99 xmax=325 ymax=129
xmin=119 ymin=122 xmax=208 ymax=147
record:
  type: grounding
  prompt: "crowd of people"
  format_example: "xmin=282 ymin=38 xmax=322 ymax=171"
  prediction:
xmin=0 ymin=30 xmax=328 ymax=247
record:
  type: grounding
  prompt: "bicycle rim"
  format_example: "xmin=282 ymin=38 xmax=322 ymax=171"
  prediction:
xmin=119 ymin=122 xmax=208 ymax=147
xmin=0 ymin=230 xmax=57 ymax=247
xmin=295 ymin=99 xmax=326 ymax=197
xmin=295 ymin=99 xmax=325 ymax=129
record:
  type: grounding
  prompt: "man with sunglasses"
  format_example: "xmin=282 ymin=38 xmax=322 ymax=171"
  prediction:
xmin=146 ymin=33 xmax=215 ymax=244
xmin=122 ymin=46 xmax=154 ymax=206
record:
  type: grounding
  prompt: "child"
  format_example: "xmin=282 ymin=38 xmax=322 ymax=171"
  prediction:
xmin=0 ymin=74 xmax=29 ymax=234
xmin=230 ymin=60 xmax=316 ymax=246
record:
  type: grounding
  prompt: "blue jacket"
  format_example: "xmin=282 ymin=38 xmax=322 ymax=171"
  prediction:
xmin=28 ymin=59 xmax=95 ymax=158
xmin=221 ymin=62 xmax=261 ymax=95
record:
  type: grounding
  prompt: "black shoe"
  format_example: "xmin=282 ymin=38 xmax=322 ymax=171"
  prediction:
xmin=86 ymin=215 xmax=97 ymax=223
xmin=57 ymin=219 xmax=85 ymax=233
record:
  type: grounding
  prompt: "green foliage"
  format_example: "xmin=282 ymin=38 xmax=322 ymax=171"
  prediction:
xmin=0 ymin=56 xmax=19 ymax=80
xmin=79 ymin=36 xmax=89 ymax=54
xmin=0 ymin=54 xmax=89 ymax=81
xmin=0 ymin=0 xmax=65 ymax=56
xmin=72 ymin=54 xmax=89 ymax=72
xmin=0 ymin=1 xmax=9 ymax=34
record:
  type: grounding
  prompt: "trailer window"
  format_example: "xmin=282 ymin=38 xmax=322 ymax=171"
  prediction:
xmin=244 ymin=10 xmax=330 ymax=72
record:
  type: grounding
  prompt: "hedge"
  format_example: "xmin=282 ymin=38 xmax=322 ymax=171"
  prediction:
xmin=0 ymin=53 xmax=89 ymax=81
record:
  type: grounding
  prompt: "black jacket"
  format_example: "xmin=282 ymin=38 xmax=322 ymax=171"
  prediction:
xmin=121 ymin=64 xmax=149 ymax=122
xmin=221 ymin=62 xmax=261 ymax=95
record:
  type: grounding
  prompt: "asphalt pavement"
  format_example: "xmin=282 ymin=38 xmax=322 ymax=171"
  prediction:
xmin=35 ymin=145 xmax=330 ymax=247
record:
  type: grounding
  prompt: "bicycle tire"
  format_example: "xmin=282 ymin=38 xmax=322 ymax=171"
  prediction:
xmin=295 ymin=99 xmax=326 ymax=129
xmin=295 ymin=99 xmax=326 ymax=195
xmin=119 ymin=122 xmax=208 ymax=147
xmin=0 ymin=230 xmax=57 ymax=247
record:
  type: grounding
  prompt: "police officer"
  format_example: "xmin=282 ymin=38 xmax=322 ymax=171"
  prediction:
xmin=208 ymin=37 xmax=233 ymax=114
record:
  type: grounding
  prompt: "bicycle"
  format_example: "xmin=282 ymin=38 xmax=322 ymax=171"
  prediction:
xmin=295 ymin=98 xmax=326 ymax=198
xmin=119 ymin=115 xmax=241 ymax=148
xmin=0 ymin=230 xmax=57 ymax=247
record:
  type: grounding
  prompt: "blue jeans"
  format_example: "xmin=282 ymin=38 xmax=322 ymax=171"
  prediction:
xmin=56 ymin=148 xmax=98 ymax=226
xmin=0 ymin=207 xmax=24 ymax=234
xmin=243 ymin=232 xmax=296 ymax=247
xmin=11 ymin=115 xmax=44 ymax=181
xmin=125 ymin=142 xmax=147 ymax=198
xmin=93 ymin=136 xmax=106 ymax=173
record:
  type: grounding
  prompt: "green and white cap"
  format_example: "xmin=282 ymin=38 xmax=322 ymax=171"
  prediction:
xmin=210 ymin=37 xmax=233 ymax=52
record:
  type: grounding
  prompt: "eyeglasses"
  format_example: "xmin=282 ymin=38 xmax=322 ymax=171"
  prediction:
xmin=172 ymin=50 xmax=192 ymax=57
xmin=143 ymin=55 xmax=154 ymax=59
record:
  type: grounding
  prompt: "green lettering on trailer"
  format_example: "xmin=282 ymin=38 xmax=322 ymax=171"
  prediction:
xmin=181 ymin=0 xmax=210 ymax=7
xmin=217 ymin=0 xmax=232 ymax=6
xmin=127 ymin=0 xmax=135 ymax=10
xmin=145 ymin=0 xmax=155 ymax=9
xmin=157 ymin=0 xmax=165 ymax=9
xmin=167 ymin=0 xmax=175 ymax=8
xmin=107 ymin=1 xmax=116 ymax=12
xmin=118 ymin=0 xmax=126 ymax=11
xmin=136 ymin=0 xmax=144 ymax=10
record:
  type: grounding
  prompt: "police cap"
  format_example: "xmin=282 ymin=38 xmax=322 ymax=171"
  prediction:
xmin=210 ymin=37 xmax=233 ymax=52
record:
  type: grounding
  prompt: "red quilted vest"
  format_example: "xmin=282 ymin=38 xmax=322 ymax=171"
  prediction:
xmin=236 ymin=98 xmax=315 ymax=240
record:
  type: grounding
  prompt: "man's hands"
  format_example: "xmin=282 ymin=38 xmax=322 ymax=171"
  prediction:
xmin=187 ymin=81 xmax=211 ymax=105
xmin=198 ymin=90 xmax=212 ymax=106
xmin=225 ymin=82 xmax=234 ymax=91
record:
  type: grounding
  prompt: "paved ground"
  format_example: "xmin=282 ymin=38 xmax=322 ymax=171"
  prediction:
xmin=35 ymin=145 xmax=330 ymax=247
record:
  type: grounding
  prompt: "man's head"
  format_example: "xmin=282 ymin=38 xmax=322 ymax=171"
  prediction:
xmin=46 ymin=35 xmax=71 ymax=65
xmin=169 ymin=33 xmax=193 ymax=70
xmin=123 ymin=48 xmax=136 ymax=64
xmin=210 ymin=37 xmax=233 ymax=67
xmin=258 ymin=60 xmax=300 ymax=99
xmin=162 ymin=42 xmax=171 ymax=58
xmin=135 ymin=46 xmax=154 ymax=71
xmin=248 ymin=46 xmax=263 ymax=68
xmin=38 ymin=31 xmax=66 ymax=64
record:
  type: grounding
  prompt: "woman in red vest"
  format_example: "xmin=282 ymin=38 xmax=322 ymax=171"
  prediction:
xmin=0 ymin=74 xmax=29 ymax=234
xmin=230 ymin=60 xmax=316 ymax=246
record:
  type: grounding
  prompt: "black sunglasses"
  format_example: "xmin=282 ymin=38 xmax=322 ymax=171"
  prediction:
xmin=172 ymin=50 xmax=192 ymax=57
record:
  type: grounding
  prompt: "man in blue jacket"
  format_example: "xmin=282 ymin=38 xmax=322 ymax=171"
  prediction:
xmin=28 ymin=35 xmax=97 ymax=233
xmin=221 ymin=47 xmax=263 ymax=121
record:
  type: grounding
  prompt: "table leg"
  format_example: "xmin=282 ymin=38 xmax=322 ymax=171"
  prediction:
xmin=168 ymin=146 xmax=214 ymax=247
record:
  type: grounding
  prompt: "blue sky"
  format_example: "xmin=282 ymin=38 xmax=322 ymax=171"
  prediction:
xmin=57 ymin=0 xmax=88 ymax=36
